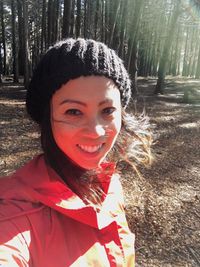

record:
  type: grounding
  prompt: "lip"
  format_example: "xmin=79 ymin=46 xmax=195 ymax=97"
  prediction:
xmin=76 ymin=143 xmax=105 ymax=157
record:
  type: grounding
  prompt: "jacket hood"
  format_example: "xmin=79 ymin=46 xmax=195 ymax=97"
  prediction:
xmin=0 ymin=155 xmax=122 ymax=230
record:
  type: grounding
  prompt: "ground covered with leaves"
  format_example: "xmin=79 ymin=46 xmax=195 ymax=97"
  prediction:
xmin=0 ymin=77 xmax=200 ymax=267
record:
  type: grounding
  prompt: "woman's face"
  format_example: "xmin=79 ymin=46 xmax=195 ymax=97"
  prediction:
xmin=51 ymin=76 xmax=122 ymax=170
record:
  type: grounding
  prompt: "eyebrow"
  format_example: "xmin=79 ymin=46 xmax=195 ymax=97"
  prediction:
xmin=60 ymin=99 xmax=87 ymax=106
xmin=60 ymin=99 xmax=113 ymax=107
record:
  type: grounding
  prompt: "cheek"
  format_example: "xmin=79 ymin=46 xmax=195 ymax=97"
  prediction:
xmin=51 ymin=121 xmax=70 ymax=147
xmin=108 ymin=116 xmax=122 ymax=140
xmin=114 ymin=111 xmax=122 ymax=132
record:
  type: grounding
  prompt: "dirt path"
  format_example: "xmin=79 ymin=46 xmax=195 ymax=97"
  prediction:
xmin=0 ymin=77 xmax=200 ymax=267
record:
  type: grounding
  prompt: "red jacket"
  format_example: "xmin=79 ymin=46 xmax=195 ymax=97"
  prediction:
xmin=0 ymin=155 xmax=135 ymax=266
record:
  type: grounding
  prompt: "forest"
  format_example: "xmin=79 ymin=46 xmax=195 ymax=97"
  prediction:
xmin=0 ymin=0 xmax=200 ymax=266
xmin=1 ymin=0 xmax=200 ymax=91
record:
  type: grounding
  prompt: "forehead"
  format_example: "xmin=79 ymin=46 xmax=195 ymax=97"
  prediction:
xmin=52 ymin=76 xmax=121 ymax=105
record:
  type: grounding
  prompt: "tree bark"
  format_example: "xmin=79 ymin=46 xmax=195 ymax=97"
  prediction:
xmin=70 ymin=0 xmax=75 ymax=36
xmin=195 ymin=43 xmax=200 ymax=78
xmin=118 ymin=0 xmax=128 ymax=58
xmin=104 ymin=0 xmax=109 ymax=44
xmin=0 ymin=0 xmax=7 ymax=75
xmin=127 ymin=0 xmax=144 ymax=72
xmin=101 ymin=0 xmax=105 ymax=43
xmin=76 ymin=0 xmax=81 ymax=37
xmin=155 ymin=2 xmax=181 ymax=94
xmin=47 ymin=0 xmax=53 ymax=46
xmin=0 ymin=42 xmax=2 ymax=82
xmin=11 ymin=0 xmax=19 ymax=82
xmin=171 ymin=25 xmax=180 ymax=76
xmin=22 ymin=0 xmax=30 ymax=87
xmin=17 ymin=0 xmax=24 ymax=75
xmin=127 ymin=0 xmax=145 ymax=94
xmin=62 ymin=0 xmax=72 ymax=38
xmin=108 ymin=0 xmax=121 ymax=49
xmin=41 ymin=0 xmax=47 ymax=53
xmin=94 ymin=0 xmax=100 ymax=40
xmin=52 ymin=0 xmax=59 ymax=42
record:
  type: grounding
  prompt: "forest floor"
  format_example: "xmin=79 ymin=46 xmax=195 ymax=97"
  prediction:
xmin=0 ymin=76 xmax=200 ymax=267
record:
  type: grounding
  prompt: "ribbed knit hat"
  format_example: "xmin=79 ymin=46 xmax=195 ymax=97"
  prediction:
xmin=26 ymin=38 xmax=131 ymax=124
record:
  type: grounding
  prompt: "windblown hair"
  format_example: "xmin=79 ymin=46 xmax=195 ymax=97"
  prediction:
xmin=111 ymin=109 xmax=153 ymax=175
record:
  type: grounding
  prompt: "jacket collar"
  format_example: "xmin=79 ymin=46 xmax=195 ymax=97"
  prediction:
xmin=0 ymin=154 xmax=119 ymax=229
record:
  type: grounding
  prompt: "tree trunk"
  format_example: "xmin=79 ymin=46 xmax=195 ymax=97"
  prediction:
xmin=22 ymin=0 xmax=30 ymax=87
xmin=127 ymin=0 xmax=144 ymax=72
xmin=127 ymin=0 xmax=144 ymax=93
xmin=118 ymin=0 xmax=128 ymax=58
xmin=62 ymin=0 xmax=72 ymax=38
xmin=104 ymin=0 xmax=110 ymax=44
xmin=11 ymin=0 xmax=19 ymax=82
xmin=182 ymin=28 xmax=189 ymax=76
xmin=0 ymin=0 xmax=7 ymax=75
xmin=155 ymin=2 xmax=181 ymax=94
xmin=128 ymin=38 xmax=139 ymax=95
xmin=52 ymin=0 xmax=59 ymax=42
xmin=17 ymin=0 xmax=24 ymax=75
xmin=101 ymin=0 xmax=105 ymax=42
xmin=195 ymin=43 xmax=200 ymax=78
xmin=171 ymin=25 xmax=180 ymax=76
xmin=47 ymin=0 xmax=53 ymax=46
xmin=83 ymin=0 xmax=87 ymax=38
xmin=86 ymin=0 xmax=93 ymax=38
xmin=41 ymin=0 xmax=47 ymax=53
xmin=94 ymin=0 xmax=100 ymax=40
xmin=190 ymin=28 xmax=198 ymax=77
xmin=70 ymin=0 xmax=75 ymax=36
xmin=76 ymin=0 xmax=81 ymax=37
xmin=0 ymin=42 xmax=2 ymax=83
xmin=108 ymin=0 xmax=121 ymax=49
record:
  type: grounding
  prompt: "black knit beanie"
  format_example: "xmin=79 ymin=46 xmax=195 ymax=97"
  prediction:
xmin=26 ymin=38 xmax=131 ymax=124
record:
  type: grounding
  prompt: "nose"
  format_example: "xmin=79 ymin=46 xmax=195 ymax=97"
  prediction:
xmin=83 ymin=119 xmax=106 ymax=139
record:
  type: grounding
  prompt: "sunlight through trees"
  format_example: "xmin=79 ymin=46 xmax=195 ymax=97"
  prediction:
xmin=0 ymin=0 xmax=200 ymax=94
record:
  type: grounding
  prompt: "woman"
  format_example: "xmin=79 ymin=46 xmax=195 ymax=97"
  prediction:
xmin=0 ymin=38 xmax=152 ymax=266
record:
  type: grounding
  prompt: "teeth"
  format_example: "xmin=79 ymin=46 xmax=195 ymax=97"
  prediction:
xmin=78 ymin=144 xmax=102 ymax=153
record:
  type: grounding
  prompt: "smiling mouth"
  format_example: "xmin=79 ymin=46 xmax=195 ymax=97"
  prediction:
xmin=77 ymin=144 xmax=103 ymax=153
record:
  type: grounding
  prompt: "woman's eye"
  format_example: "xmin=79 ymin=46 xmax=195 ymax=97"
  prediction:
xmin=65 ymin=109 xmax=82 ymax=116
xmin=102 ymin=107 xmax=116 ymax=115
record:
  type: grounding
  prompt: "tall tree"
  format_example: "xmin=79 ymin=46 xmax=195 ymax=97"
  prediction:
xmin=17 ymin=0 xmax=24 ymax=75
xmin=47 ymin=0 xmax=53 ymax=46
xmin=41 ymin=0 xmax=47 ymax=53
xmin=70 ymin=0 xmax=75 ymax=36
xmin=108 ymin=0 xmax=121 ymax=49
xmin=22 ymin=0 xmax=30 ymax=87
xmin=62 ymin=0 xmax=72 ymax=38
xmin=52 ymin=0 xmax=60 ymax=42
xmin=195 ymin=42 xmax=200 ymax=78
xmin=94 ymin=0 xmax=100 ymax=40
xmin=155 ymin=2 xmax=181 ymax=94
xmin=0 ymin=0 xmax=7 ymax=75
xmin=1 ymin=0 xmax=200 ymax=85
xmin=76 ymin=0 xmax=81 ymax=37
xmin=0 ymin=43 xmax=2 ymax=82
xmin=101 ymin=0 xmax=106 ymax=42
xmin=11 ymin=0 xmax=19 ymax=82
xmin=127 ymin=0 xmax=145 ymax=93
xmin=118 ymin=0 xmax=128 ymax=59
xmin=182 ymin=27 xmax=190 ymax=77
